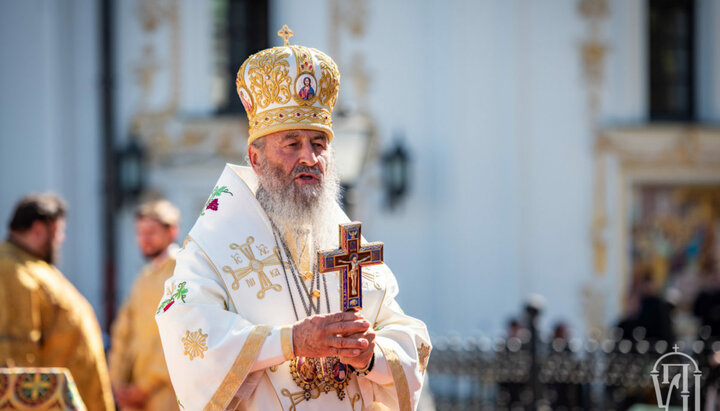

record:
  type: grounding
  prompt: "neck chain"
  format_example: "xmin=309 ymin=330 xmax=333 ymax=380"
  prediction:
xmin=269 ymin=222 xmax=331 ymax=320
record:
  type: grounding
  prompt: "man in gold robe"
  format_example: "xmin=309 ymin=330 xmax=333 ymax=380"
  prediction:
xmin=0 ymin=193 xmax=115 ymax=410
xmin=109 ymin=200 xmax=180 ymax=410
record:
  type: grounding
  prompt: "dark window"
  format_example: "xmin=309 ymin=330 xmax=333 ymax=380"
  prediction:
xmin=213 ymin=0 xmax=269 ymax=114
xmin=648 ymin=0 xmax=695 ymax=121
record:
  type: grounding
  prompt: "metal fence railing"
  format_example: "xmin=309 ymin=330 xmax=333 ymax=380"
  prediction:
xmin=427 ymin=329 xmax=718 ymax=410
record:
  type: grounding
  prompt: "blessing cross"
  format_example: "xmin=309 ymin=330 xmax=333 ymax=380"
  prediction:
xmin=277 ymin=25 xmax=294 ymax=46
xmin=318 ymin=222 xmax=384 ymax=311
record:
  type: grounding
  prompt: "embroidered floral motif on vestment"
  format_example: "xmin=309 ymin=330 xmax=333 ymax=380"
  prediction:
xmin=156 ymin=281 xmax=189 ymax=314
xmin=200 ymin=186 xmax=233 ymax=216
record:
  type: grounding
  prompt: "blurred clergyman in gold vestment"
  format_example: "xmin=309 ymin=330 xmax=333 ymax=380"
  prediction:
xmin=109 ymin=200 xmax=180 ymax=410
xmin=0 ymin=193 xmax=115 ymax=410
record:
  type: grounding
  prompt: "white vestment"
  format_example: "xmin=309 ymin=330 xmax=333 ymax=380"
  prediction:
xmin=156 ymin=165 xmax=431 ymax=411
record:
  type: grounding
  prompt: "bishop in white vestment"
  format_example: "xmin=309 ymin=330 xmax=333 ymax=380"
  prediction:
xmin=156 ymin=26 xmax=431 ymax=411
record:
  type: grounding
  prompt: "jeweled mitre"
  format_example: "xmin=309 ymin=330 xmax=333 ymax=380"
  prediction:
xmin=236 ymin=25 xmax=340 ymax=144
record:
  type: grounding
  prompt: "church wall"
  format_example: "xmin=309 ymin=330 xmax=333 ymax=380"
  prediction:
xmin=0 ymin=1 xmax=104 ymax=324
xmin=697 ymin=0 xmax=720 ymax=122
xmin=272 ymin=0 xmax=598 ymax=337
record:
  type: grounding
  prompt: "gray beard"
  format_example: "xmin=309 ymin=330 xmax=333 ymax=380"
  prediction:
xmin=255 ymin=152 xmax=341 ymax=257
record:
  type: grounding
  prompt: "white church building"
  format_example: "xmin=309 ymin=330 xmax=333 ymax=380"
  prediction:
xmin=2 ymin=0 xmax=720 ymax=343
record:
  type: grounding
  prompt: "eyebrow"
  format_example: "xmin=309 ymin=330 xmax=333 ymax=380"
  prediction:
xmin=280 ymin=132 xmax=327 ymax=142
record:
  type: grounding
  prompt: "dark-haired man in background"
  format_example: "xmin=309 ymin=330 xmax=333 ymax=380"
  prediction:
xmin=0 ymin=193 xmax=115 ymax=410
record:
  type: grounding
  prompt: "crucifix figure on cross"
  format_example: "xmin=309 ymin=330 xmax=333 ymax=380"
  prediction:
xmin=318 ymin=222 xmax=384 ymax=311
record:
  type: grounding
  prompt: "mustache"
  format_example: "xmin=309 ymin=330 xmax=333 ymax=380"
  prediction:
xmin=292 ymin=164 xmax=322 ymax=178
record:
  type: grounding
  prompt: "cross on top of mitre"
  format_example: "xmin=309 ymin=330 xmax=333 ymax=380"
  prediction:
xmin=277 ymin=25 xmax=294 ymax=46
xmin=318 ymin=222 xmax=384 ymax=311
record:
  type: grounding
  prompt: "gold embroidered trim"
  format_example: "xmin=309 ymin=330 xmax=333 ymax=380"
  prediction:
xmin=350 ymin=392 xmax=362 ymax=411
xmin=417 ymin=343 xmax=431 ymax=374
xmin=248 ymin=106 xmax=332 ymax=135
xmin=281 ymin=387 xmax=320 ymax=411
xmin=281 ymin=326 xmax=294 ymax=361
xmin=203 ymin=325 xmax=272 ymax=411
xmin=381 ymin=346 xmax=412 ymax=411
xmin=187 ymin=235 xmax=238 ymax=313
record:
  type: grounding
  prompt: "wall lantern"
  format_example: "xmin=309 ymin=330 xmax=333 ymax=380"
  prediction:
xmin=381 ymin=138 xmax=410 ymax=210
xmin=115 ymin=138 xmax=146 ymax=206
xmin=331 ymin=114 xmax=375 ymax=215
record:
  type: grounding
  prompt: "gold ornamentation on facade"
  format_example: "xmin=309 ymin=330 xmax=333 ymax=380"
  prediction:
xmin=182 ymin=329 xmax=208 ymax=360
xmin=578 ymin=0 xmax=609 ymax=19
xmin=246 ymin=49 xmax=292 ymax=109
xmin=581 ymin=41 xmax=606 ymax=85
xmin=579 ymin=0 xmax=610 ymax=278
xmin=138 ymin=0 xmax=173 ymax=32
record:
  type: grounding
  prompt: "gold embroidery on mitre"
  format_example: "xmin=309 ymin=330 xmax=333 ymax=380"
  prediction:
xmin=290 ymin=45 xmax=318 ymax=105
xmin=236 ymin=26 xmax=340 ymax=144
xmin=246 ymin=48 xmax=292 ymax=109
xmin=316 ymin=51 xmax=340 ymax=107
xmin=248 ymin=106 xmax=332 ymax=137
xmin=182 ymin=329 xmax=208 ymax=360
xmin=417 ymin=343 xmax=431 ymax=374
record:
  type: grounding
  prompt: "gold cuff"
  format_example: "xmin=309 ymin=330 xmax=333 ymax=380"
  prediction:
xmin=281 ymin=326 xmax=294 ymax=361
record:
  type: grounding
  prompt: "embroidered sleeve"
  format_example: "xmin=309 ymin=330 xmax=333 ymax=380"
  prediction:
xmin=156 ymin=239 xmax=292 ymax=411
xmin=356 ymin=266 xmax=431 ymax=411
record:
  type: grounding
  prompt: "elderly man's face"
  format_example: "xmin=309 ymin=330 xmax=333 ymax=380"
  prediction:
xmin=249 ymin=129 xmax=330 ymax=194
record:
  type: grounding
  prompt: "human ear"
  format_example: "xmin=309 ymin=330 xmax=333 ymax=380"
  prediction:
xmin=248 ymin=145 xmax=260 ymax=171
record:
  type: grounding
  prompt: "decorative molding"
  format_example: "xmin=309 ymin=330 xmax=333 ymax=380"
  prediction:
xmin=129 ymin=0 xmax=248 ymax=164
xmin=579 ymin=0 xmax=610 ymax=279
xmin=598 ymin=126 xmax=720 ymax=169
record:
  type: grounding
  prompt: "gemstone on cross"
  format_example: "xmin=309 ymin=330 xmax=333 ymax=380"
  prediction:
xmin=317 ymin=222 xmax=384 ymax=311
